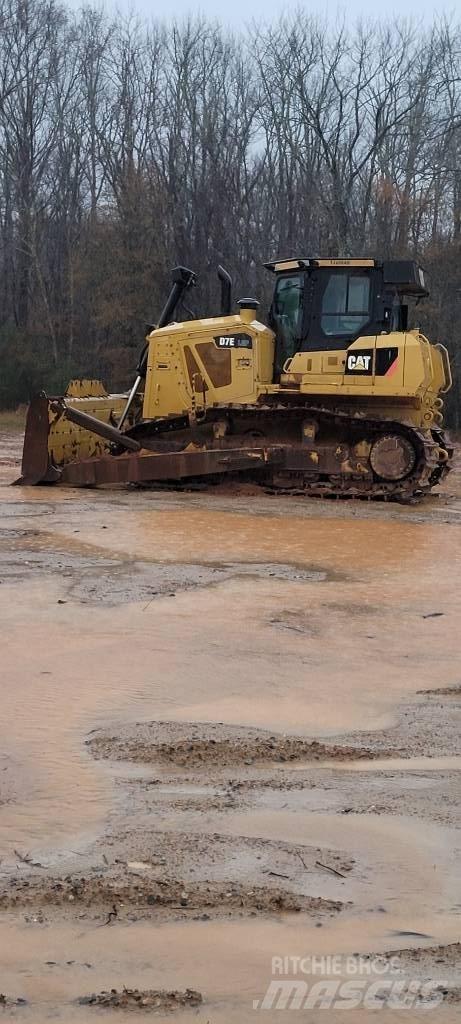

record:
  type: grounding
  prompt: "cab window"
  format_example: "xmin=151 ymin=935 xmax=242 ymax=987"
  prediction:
xmin=321 ymin=273 xmax=370 ymax=338
xmin=272 ymin=274 xmax=303 ymax=372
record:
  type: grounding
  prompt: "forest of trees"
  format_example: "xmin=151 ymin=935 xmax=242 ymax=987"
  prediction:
xmin=0 ymin=0 xmax=460 ymax=423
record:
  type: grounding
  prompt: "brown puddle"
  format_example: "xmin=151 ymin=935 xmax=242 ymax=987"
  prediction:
xmin=0 ymin=477 xmax=460 ymax=859
xmin=0 ymin=564 xmax=459 ymax=860
xmin=37 ymin=504 xmax=459 ymax=574
xmin=1 ymin=914 xmax=460 ymax=1023
xmin=0 ymin=434 xmax=460 ymax=1022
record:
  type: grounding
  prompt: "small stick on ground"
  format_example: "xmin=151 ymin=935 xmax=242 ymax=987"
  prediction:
xmin=14 ymin=850 xmax=33 ymax=864
xmin=315 ymin=860 xmax=347 ymax=879
xmin=103 ymin=904 xmax=118 ymax=926
xmin=14 ymin=850 xmax=43 ymax=867
xmin=262 ymin=870 xmax=291 ymax=880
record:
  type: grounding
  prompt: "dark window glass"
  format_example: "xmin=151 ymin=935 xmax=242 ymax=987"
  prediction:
xmin=321 ymin=274 xmax=370 ymax=337
xmin=390 ymin=294 xmax=402 ymax=331
xmin=272 ymin=274 xmax=303 ymax=371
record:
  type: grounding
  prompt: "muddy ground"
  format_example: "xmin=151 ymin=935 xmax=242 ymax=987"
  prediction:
xmin=0 ymin=428 xmax=460 ymax=1021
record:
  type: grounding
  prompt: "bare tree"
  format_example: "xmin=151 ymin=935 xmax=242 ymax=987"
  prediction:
xmin=0 ymin=5 xmax=459 ymax=421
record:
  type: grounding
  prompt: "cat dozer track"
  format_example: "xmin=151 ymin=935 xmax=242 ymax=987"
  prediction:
xmin=18 ymin=259 xmax=453 ymax=501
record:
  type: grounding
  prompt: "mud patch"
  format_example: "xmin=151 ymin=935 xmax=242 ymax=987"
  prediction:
xmin=0 ymin=502 xmax=54 ymax=517
xmin=0 ymin=525 xmax=337 ymax=604
xmin=0 ymin=871 xmax=342 ymax=920
xmin=320 ymin=600 xmax=380 ymax=617
xmin=78 ymin=987 xmax=202 ymax=1012
xmin=438 ymin=988 xmax=461 ymax=1004
xmin=268 ymin=610 xmax=319 ymax=635
xmin=384 ymin=942 xmax=461 ymax=971
xmin=87 ymin=721 xmax=383 ymax=768
xmin=376 ymin=943 xmax=461 ymax=1002
xmin=1 ymin=825 xmax=350 ymax=922
xmin=0 ymin=994 xmax=28 ymax=1008
xmin=329 ymin=694 xmax=461 ymax=758
xmin=268 ymin=599 xmax=381 ymax=636
xmin=418 ymin=684 xmax=461 ymax=697
xmin=97 ymin=830 xmax=354 ymax=887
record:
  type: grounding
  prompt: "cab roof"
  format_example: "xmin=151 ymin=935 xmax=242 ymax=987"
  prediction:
xmin=264 ymin=257 xmax=428 ymax=297
xmin=264 ymin=258 xmax=375 ymax=271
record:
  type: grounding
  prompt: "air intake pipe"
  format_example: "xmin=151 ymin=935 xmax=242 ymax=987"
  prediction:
xmin=118 ymin=266 xmax=197 ymax=430
xmin=157 ymin=265 xmax=198 ymax=329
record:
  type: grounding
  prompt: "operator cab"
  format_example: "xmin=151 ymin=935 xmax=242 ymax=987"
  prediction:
xmin=265 ymin=257 xmax=428 ymax=376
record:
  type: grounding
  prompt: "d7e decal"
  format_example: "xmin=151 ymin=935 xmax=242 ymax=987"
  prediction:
xmin=214 ymin=333 xmax=252 ymax=349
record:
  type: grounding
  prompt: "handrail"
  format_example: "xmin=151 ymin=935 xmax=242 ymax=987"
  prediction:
xmin=435 ymin=343 xmax=453 ymax=394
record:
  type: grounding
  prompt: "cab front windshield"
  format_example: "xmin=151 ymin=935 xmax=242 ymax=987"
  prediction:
xmin=320 ymin=273 xmax=371 ymax=337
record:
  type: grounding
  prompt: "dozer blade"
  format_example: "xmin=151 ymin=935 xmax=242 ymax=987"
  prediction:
xmin=17 ymin=393 xmax=61 ymax=484
xmin=16 ymin=380 xmax=131 ymax=485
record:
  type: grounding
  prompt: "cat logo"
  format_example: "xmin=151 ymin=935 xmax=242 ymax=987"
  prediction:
xmin=347 ymin=353 xmax=372 ymax=372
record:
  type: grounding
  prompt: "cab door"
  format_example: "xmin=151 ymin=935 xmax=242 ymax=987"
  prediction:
xmin=270 ymin=273 xmax=304 ymax=376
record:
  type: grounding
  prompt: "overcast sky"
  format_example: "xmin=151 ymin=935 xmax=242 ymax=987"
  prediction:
xmin=67 ymin=0 xmax=456 ymax=27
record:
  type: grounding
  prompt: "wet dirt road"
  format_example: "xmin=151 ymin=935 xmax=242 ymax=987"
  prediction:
xmin=0 ymin=428 xmax=460 ymax=1021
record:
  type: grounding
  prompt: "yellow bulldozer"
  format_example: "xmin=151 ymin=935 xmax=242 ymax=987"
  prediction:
xmin=18 ymin=257 xmax=453 ymax=500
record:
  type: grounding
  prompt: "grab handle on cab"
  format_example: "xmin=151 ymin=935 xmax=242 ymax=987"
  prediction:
xmin=435 ymin=343 xmax=453 ymax=394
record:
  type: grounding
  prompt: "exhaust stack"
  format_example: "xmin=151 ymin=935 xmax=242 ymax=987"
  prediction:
xmin=217 ymin=265 xmax=233 ymax=315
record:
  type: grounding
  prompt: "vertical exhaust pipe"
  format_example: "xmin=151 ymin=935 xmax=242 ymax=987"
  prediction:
xmin=218 ymin=265 xmax=232 ymax=316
